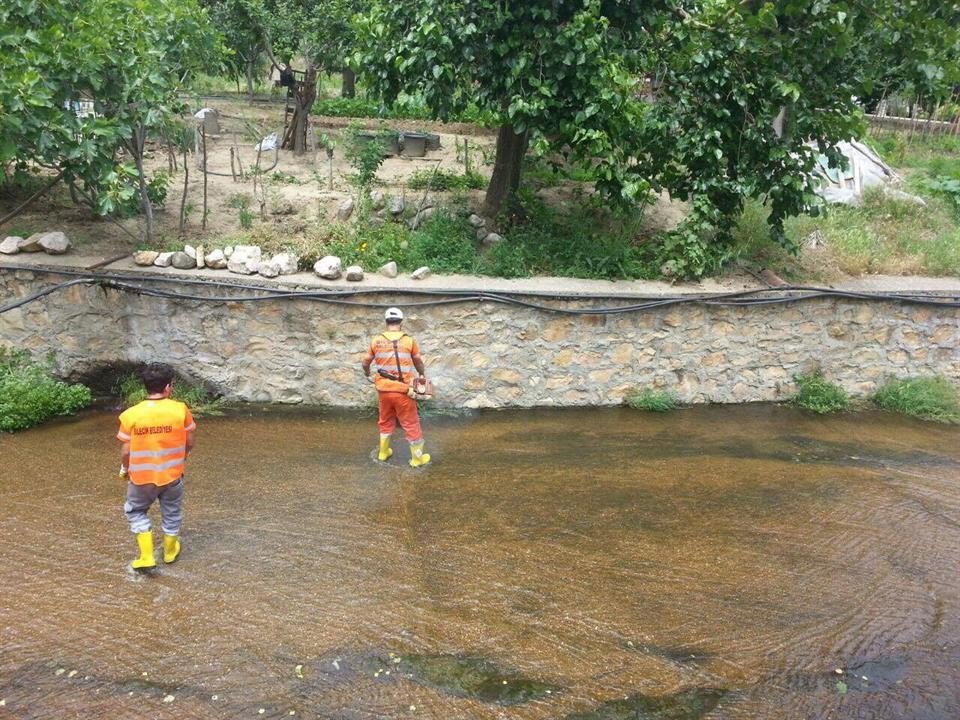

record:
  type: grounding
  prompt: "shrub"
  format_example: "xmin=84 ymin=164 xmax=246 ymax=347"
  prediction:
xmin=405 ymin=211 xmax=477 ymax=273
xmin=116 ymin=372 xmax=222 ymax=417
xmin=407 ymin=168 xmax=486 ymax=191
xmin=626 ymin=388 xmax=680 ymax=412
xmin=0 ymin=348 xmax=92 ymax=432
xmin=871 ymin=376 xmax=960 ymax=423
xmin=790 ymin=371 xmax=849 ymax=414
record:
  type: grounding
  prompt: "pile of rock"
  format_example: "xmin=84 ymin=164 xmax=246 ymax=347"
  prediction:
xmin=132 ymin=244 xmax=299 ymax=278
xmin=1 ymin=231 xmax=72 ymax=256
xmin=469 ymin=214 xmax=502 ymax=246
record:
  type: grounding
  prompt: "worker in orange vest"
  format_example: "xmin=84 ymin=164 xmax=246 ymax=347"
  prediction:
xmin=117 ymin=363 xmax=196 ymax=570
xmin=361 ymin=307 xmax=431 ymax=467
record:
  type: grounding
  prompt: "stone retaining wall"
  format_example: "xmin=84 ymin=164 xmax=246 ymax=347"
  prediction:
xmin=1 ymin=268 xmax=957 ymax=407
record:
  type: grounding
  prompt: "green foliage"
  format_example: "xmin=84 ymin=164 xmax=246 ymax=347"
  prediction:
xmin=790 ymin=371 xmax=849 ymax=414
xmin=626 ymin=388 xmax=680 ymax=412
xmin=96 ymin=165 xmax=171 ymax=217
xmin=407 ymin=169 xmax=486 ymax=191
xmin=871 ymin=376 xmax=960 ymax=423
xmin=0 ymin=348 xmax=92 ymax=432
xmin=343 ymin=127 xmax=386 ymax=189
xmin=312 ymin=95 xmax=494 ymax=125
xmin=239 ymin=207 xmax=255 ymax=229
xmin=924 ymin=177 xmax=960 ymax=216
xmin=270 ymin=170 xmax=301 ymax=185
xmin=116 ymin=372 xmax=223 ymax=417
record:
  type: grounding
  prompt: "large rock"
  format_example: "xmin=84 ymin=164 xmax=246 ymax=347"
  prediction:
xmin=408 ymin=206 xmax=437 ymax=230
xmin=271 ymin=252 xmax=299 ymax=275
xmin=227 ymin=245 xmax=261 ymax=274
xmin=337 ymin=197 xmax=355 ymax=220
xmin=133 ymin=250 xmax=159 ymax=266
xmin=183 ymin=244 xmax=197 ymax=259
xmin=411 ymin=266 xmax=431 ymax=280
xmin=37 ymin=231 xmax=71 ymax=255
xmin=205 ymin=248 xmax=227 ymax=269
xmin=153 ymin=252 xmax=174 ymax=267
xmin=18 ymin=234 xmax=44 ymax=252
xmin=257 ymin=260 xmax=281 ymax=278
xmin=223 ymin=245 xmax=234 ymax=259
xmin=482 ymin=232 xmax=504 ymax=247
xmin=389 ymin=197 xmax=404 ymax=216
xmin=468 ymin=213 xmax=486 ymax=228
xmin=314 ymin=255 xmax=342 ymax=279
xmin=195 ymin=245 xmax=206 ymax=269
xmin=370 ymin=191 xmax=386 ymax=211
xmin=378 ymin=261 xmax=398 ymax=278
xmin=171 ymin=251 xmax=196 ymax=270
xmin=0 ymin=236 xmax=22 ymax=254
xmin=345 ymin=265 xmax=364 ymax=281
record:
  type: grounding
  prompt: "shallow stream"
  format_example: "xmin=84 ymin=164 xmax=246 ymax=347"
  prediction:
xmin=1 ymin=405 xmax=958 ymax=719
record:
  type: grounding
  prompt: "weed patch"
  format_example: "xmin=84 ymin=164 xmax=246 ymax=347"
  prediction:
xmin=790 ymin=371 xmax=849 ymax=414
xmin=626 ymin=388 xmax=680 ymax=412
xmin=871 ymin=376 xmax=960 ymax=423
xmin=0 ymin=348 xmax=92 ymax=432
xmin=116 ymin=372 xmax=222 ymax=417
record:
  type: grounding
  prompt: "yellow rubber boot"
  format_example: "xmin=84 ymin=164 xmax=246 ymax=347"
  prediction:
xmin=378 ymin=435 xmax=393 ymax=462
xmin=163 ymin=534 xmax=181 ymax=564
xmin=131 ymin=531 xmax=157 ymax=570
xmin=409 ymin=440 xmax=431 ymax=468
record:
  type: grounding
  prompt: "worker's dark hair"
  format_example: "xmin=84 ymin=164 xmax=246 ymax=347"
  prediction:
xmin=139 ymin=363 xmax=175 ymax=394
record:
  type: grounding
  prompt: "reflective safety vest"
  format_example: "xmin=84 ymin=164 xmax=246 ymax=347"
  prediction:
xmin=117 ymin=399 xmax=196 ymax=486
xmin=366 ymin=331 xmax=420 ymax=393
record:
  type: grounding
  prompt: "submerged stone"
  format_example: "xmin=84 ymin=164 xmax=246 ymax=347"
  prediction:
xmin=565 ymin=687 xmax=728 ymax=720
xmin=395 ymin=653 xmax=558 ymax=705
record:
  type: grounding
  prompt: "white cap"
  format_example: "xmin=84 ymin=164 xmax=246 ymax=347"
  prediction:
xmin=384 ymin=307 xmax=404 ymax=321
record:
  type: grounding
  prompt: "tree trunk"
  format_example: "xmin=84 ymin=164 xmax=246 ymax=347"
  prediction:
xmin=246 ymin=58 xmax=256 ymax=98
xmin=130 ymin=123 xmax=153 ymax=242
xmin=341 ymin=68 xmax=356 ymax=98
xmin=283 ymin=63 xmax=318 ymax=155
xmin=482 ymin=124 xmax=528 ymax=218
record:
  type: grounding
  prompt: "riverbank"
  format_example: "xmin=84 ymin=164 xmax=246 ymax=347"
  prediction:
xmin=2 ymin=254 xmax=957 ymax=408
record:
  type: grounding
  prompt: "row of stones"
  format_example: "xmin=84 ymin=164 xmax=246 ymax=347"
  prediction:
xmin=1 ymin=231 xmax=71 ymax=255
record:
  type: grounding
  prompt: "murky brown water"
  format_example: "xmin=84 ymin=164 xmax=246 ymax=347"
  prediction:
xmin=1 ymin=405 xmax=959 ymax=720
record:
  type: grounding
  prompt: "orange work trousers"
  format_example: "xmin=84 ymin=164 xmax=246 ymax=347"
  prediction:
xmin=377 ymin=391 xmax=423 ymax=442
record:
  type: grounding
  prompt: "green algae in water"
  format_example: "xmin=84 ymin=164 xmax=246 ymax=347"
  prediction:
xmin=396 ymin=653 xmax=559 ymax=705
xmin=565 ymin=687 xmax=728 ymax=720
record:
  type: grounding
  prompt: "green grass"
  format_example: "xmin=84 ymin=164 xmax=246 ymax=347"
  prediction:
xmin=790 ymin=371 xmax=849 ymax=414
xmin=116 ymin=372 xmax=223 ymax=417
xmin=0 ymin=348 xmax=92 ymax=432
xmin=312 ymin=94 xmax=495 ymax=126
xmin=626 ymin=388 xmax=681 ymax=412
xmin=871 ymin=376 xmax=960 ymax=423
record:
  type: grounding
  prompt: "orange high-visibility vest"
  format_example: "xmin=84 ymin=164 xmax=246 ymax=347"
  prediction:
xmin=117 ymin=399 xmax=195 ymax=486
xmin=366 ymin=332 xmax=420 ymax=393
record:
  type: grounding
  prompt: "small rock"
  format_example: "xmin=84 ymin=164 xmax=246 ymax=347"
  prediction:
xmin=369 ymin=215 xmax=385 ymax=227
xmin=482 ymin=232 xmax=503 ymax=247
xmin=205 ymin=249 xmax=227 ymax=269
xmin=183 ymin=244 xmax=197 ymax=259
xmin=1 ymin=236 xmax=23 ymax=254
xmin=153 ymin=252 xmax=174 ymax=267
xmin=337 ymin=197 xmax=355 ymax=220
xmin=378 ymin=261 xmax=398 ymax=278
xmin=171 ymin=251 xmax=195 ymax=270
xmin=18 ymin=233 xmax=44 ymax=252
xmin=257 ymin=261 xmax=281 ymax=278
xmin=345 ymin=265 xmax=364 ymax=281
xmin=389 ymin=198 xmax=404 ymax=216
xmin=37 ymin=231 xmax=71 ymax=254
xmin=476 ymin=227 xmax=489 ymax=241
xmin=195 ymin=245 xmax=206 ymax=269
xmin=133 ymin=250 xmax=159 ymax=266
xmin=314 ymin=255 xmax=342 ymax=279
xmin=411 ymin=266 xmax=431 ymax=280
xmin=271 ymin=252 xmax=299 ymax=275
xmin=468 ymin=214 xmax=486 ymax=228
xmin=223 ymin=245 xmax=234 ymax=259
xmin=370 ymin=191 xmax=386 ymax=211
xmin=408 ymin=206 xmax=437 ymax=230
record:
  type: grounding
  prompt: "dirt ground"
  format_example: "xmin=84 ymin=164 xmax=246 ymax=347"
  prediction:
xmin=0 ymin=97 xmax=689 ymax=260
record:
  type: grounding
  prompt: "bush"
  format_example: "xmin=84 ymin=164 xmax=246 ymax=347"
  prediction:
xmin=116 ymin=372 xmax=222 ymax=417
xmin=871 ymin=376 xmax=960 ymax=423
xmin=626 ymin=388 xmax=680 ymax=412
xmin=0 ymin=348 xmax=92 ymax=432
xmin=790 ymin=371 xmax=849 ymax=414
xmin=407 ymin=168 xmax=486 ymax=191
xmin=405 ymin=211 xmax=477 ymax=273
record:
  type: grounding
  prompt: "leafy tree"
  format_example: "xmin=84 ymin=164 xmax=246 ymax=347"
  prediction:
xmin=204 ymin=0 xmax=268 ymax=97
xmin=0 ymin=0 xmax=222 ymax=240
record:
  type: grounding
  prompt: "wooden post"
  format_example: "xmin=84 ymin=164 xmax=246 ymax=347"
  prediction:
xmin=201 ymin=126 xmax=208 ymax=230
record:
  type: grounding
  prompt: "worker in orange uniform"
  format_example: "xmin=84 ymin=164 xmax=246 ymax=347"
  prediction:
xmin=117 ymin=363 xmax=196 ymax=570
xmin=361 ymin=307 xmax=431 ymax=467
